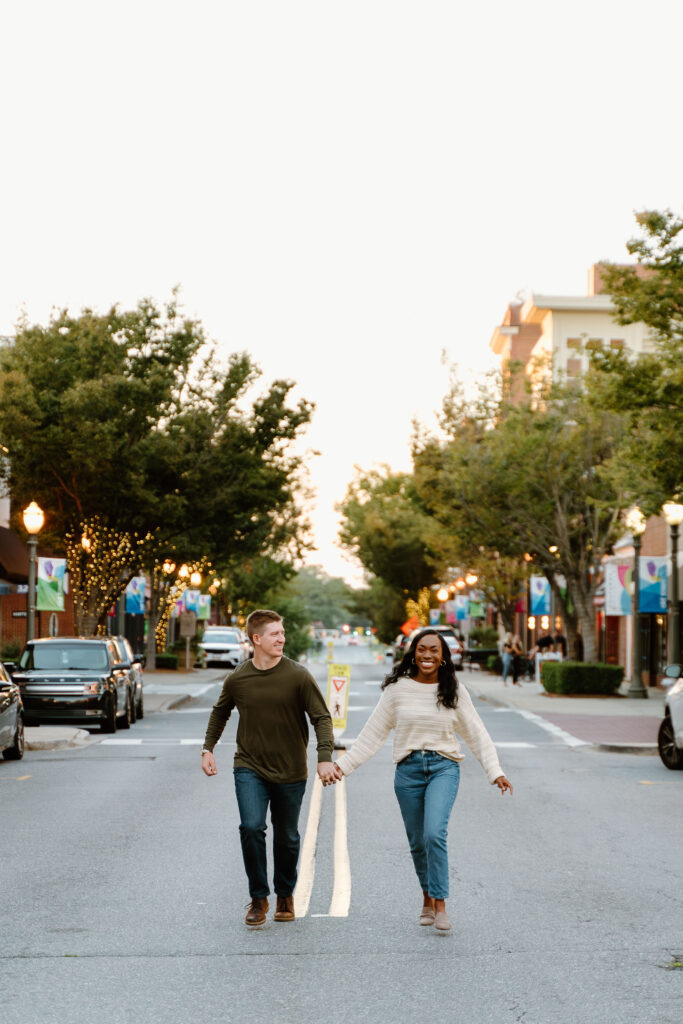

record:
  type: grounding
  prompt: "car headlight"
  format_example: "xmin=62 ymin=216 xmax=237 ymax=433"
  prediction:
xmin=83 ymin=682 xmax=103 ymax=694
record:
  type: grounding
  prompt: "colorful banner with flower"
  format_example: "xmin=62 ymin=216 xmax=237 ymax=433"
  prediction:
xmin=604 ymin=562 xmax=631 ymax=616
xmin=37 ymin=557 xmax=66 ymax=611
xmin=639 ymin=556 xmax=667 ymax=613
xmin=125 ymin=576 xmax=146 ymax=614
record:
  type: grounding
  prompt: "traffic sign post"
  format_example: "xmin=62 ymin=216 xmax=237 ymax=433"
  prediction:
xmin=326 ymin=662 xmax=351 ymax=748
xmin=179 ymin=611 xmax=197 ymax=670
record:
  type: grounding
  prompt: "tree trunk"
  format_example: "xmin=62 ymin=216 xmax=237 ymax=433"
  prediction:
xmin=575 ymin=593 xmax=598 ymax=663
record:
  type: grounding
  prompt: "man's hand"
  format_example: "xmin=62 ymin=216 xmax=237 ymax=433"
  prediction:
xmin=494 ymin=775 xmax=513 ymax=794
xmin=317 ymin=761 xmax=341 ymax=786
xmin=202 ymin=751 xmax=218 ymax=777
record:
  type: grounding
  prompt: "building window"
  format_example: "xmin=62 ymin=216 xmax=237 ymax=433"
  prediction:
xmin=566 ymin=357 xmax=583 ymax=378
xmin=567 ymin=338 xmax=582 ymax=350
xmin=586 ymin=338 xmax=603 ymax=351
xmin=610 ymin=339 xmax=625 ymax=349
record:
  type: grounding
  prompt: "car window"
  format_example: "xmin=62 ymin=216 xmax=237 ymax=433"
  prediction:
xmin=20 ymin=643 xmax=109 ymax=671
xmin=202 ymin=631 xmax=240 ymax=644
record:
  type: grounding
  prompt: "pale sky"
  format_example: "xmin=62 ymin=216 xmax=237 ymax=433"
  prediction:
xmin=2 ymin=1 xmax=683 ymax=582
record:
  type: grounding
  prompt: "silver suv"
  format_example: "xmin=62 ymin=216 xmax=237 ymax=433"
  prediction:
xmin=198 ymin=628 xmax=250 ymax=669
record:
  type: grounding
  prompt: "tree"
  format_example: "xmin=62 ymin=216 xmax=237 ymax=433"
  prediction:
xmin=591 ymin=209 xmax=683 ymax=510
xmin=413 ymin=375 xmax=629 ymax=662
xmin=282 ymin=566 xmax=356 ymax=629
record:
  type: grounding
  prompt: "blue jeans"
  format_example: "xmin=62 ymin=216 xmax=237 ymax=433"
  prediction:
xmin=233 ymin=767 xmax=307 ymax=899
xmin=502 ymin=652 xmax=512 ymax=681
xmin=393 ymin=751 xmax=461 ymax=900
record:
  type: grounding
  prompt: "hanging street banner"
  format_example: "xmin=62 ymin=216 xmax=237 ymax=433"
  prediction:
xmin=639 ymin=556 xmax=667 ymax=613
xmin=197 ymin=594 xmax=211 ymax=620
xmin=429 ymin=608 xmax=440 ymax=625
xmin=326 ymin=662 xmax=351 ymax=737
xmin=444 ymin=600 xmax=456 ymax=624
xmin=530 ymin=576 xmax=551 ymax=616
xmin=37 ymin=557 xmax=66 ymax=612
xmin=125 ymin=576 xmax=146 ymax=615
xmin=183 ymin=589 xmax=200 ymax=614
xmin=604 ymin=562 xmax=632 ymax=616
xmin=455 ymin=595 xmax=468 ymax=620
xmin=468 ymin=599 xmax=485 ymax=618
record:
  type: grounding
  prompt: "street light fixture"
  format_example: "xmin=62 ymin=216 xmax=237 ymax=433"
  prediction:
xmin=624 ymin=505 xmax=647 ymax=699
xmin=663 ymin=500 xmax=683 ymax=665
xmin=178 ymin=564 xmax=190 ymax=580
xmin=465 ymin=572 xmax=478 ymax=586
xmin=22 ymin=501 xmax=44 ymax=642
xmin=436 ymin=586 xmax=449 ymax=603
xmin=190 ymin=571 xmax=202 ymax=587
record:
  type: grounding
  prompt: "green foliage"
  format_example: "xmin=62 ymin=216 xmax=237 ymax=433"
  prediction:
xmin=469 ymin=626 xmax=499 ymax=647
xmin=1 ymin=640 xmax=21 ymax=662
xmin=155 ymin=652 xmax=179 ymax=670
xmin=272 ymin=597 xmax=312 ymax=662
xmin=589 ymin=209 xmax=683 ymax=510
xmin=467 ymin=647 xmax=499 ymax=666
xmin=283 ymin=566 xmax=356 ymax=629
xmin=338 ymin=469 xmax=436 ymax=594
xmin=540 ymin=661 xmax=623 ymax=694
xmin=350 ymin=577 xmax=407 ymax=644
xmin=486 ymin=654 xmax=502 ymax=674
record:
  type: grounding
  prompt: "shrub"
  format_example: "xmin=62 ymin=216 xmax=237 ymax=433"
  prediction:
xmin=486 ymin=654 xmax=502 ymax=674
xmin=155 ymin=652 xmax=179 ymax=670
xmin=469 ymin=626 xmax=499 ymax=648
xmin=467 ymin=647 xmax=498 ymax=666
xmin=541 ymin=661 xmax=623 ymax=695
xmin=1 ymin=640 xmax=21 ymax=662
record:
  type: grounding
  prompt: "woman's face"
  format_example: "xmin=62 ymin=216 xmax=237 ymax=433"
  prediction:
xmin=413 ymin=634 xmax=443 ymax=676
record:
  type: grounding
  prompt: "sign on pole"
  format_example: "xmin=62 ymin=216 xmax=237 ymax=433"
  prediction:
xmin=326 ymin=662 xmax=351 ymax=739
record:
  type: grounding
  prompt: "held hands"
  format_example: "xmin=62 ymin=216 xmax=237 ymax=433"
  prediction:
xmin=494 ymin=775 xmax=513 ymax=795
xmin=317 ymin=761 xmax=344 ymax=787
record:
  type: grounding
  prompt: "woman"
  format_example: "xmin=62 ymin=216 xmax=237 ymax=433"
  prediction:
xmin=334 ymin=628 xmax=513 ymax=933
xmin=501 ymin=632 xmax=513 ymax=685
xmin=511 ymin=633 xmax=524 ymax=686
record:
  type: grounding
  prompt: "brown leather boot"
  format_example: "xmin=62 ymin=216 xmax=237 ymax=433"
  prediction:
xmin=245 ymin=897 xmax=269 ymax=926
xmin=273 ymin=895 xmax=295 ymax=922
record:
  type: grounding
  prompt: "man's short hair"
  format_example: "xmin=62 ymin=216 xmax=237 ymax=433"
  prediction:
xmin=246 ymin=609 xmax=282 ymax=641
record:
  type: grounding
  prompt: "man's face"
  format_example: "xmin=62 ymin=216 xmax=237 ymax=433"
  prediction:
xmin=254 ymin=620 xmax=285 ymax=658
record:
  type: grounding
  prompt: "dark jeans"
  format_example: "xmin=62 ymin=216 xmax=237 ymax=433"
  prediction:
xmin=233 ymin=767 xmax=307 ymax=899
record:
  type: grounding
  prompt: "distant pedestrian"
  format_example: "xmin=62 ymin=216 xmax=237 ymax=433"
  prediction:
xmin=331 ymin=628 xmax=513 ymax=933
xmin=501 ymin=633 xmax=513 ymax=685
xmin=201 ymin=609 xmax=338 ymax=927
xmin=554 ymin=630 xmax=567 ymax=659
xmin=511 ymin=634 xmax=524 ymax=685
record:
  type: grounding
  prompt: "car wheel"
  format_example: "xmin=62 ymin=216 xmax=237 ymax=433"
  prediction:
xmin=118 ymin=690 xmax=132 ymax=730
xmin=658 ymin=716 xmax=683 ymax=770
xmin=130 ymin=691 xmax=137 ymax=725
xmin=100 ymin=694 xmax=118 ymax=733
xmin=136 ymin=692 xmax=144 ymax=720
xmin=3 ymin=714 xmax=24 ymax=760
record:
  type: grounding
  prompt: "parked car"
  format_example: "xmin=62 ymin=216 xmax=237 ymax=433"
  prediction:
xmin=111 ymin=636 xmax=145 ymax=721
xmin=197 ymin=628 xmax=250 ymax=669
xmin=0 ymin=661 xmax=24 ymax=760
xmin=8 ymin=637 xmax=134 ymax=733
xmin=406 ymin=625 xmax=464 ymax=669
xmin=658 ymin=663 xmax=683 ymax=770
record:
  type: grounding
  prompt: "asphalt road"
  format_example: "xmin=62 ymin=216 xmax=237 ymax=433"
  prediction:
xmin=2 ymin=643 xmax=682 ymax=1024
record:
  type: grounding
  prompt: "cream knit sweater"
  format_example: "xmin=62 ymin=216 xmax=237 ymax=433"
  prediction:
xmin=335 ymin=677 xmax=504 ymax=785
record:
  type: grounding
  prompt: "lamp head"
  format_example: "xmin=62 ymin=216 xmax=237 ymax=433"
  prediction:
xmin=624 ymin=505 xmax=647 ymax=536
xmin=190 ymin=571 xmax=202 ymax=586
xmin=663 ymin=501 xmax=683 ymax=527
xmin=436 ymin=586 xmax=449 ymax=602
xmin=23 ymin=501 xmax=44 ymax=535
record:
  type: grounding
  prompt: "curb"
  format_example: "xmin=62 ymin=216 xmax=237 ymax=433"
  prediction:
xmin=594 ymin=743 xmax=658 ymax=755
xmin=25 ymin=729 xmax=91 ymax=751
xmin=155 ymin=693 xmax=195 ymax=712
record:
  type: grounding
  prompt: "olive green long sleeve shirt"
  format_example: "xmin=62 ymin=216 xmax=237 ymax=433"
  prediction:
xmin=203 ymin=656 xmax=334 ymax=783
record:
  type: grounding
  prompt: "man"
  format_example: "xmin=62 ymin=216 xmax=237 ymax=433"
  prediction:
xmin=201 ymin=609 xmax=337 ymax=927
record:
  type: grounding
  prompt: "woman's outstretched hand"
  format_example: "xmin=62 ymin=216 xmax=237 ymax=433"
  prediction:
xmin=494 ymin=775 xmax=513 ymax=795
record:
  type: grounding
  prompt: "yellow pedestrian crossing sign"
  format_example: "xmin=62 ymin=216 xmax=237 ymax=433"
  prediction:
xmin=326 ymin=662 xmax=351 ymax=736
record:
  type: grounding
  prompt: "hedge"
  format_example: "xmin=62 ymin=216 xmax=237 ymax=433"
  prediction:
xmin=486 ymin=654 xmax=502 ymax=674
xmin=155 ymin=652 xmax=179 ymax=670
xmin=466 ymin=646 xmax=499 ymax=667
xmin=541 ymin=661 xmax=623 ymax=695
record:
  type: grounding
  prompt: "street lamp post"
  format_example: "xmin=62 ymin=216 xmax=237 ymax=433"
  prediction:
xmin=624 ymin=506 xmax=647 ymax=699
xmin=22 ymin=502 xmax=45 ymax=642
xmin=663 ymin=501 xmax=683 ymax=665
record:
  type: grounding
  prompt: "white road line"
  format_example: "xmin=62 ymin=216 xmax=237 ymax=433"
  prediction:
xmin=293 ymin=777 xmax=323 ymax=919
xmin=180 ymin=738 xmax=204 ymax=745
xmin=328 ymin=777 xmax=351 ymax=917
xmin=494 ymin=742 xmax=536 ymax=748
xmin=100 ymin=738 xmax=142 ymax=745
xmin=516 ymin=709 xmax=589 ymax=747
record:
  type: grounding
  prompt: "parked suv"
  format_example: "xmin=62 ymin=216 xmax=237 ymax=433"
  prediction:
xmin=9 ymin=637 xmax=133 ymax=733
xmin=658 ymin=664 xmax=683 ymax=770
xmin=0 ymin=661 xmax=24 ymax=760
xmin=111 ymin=636 xmax=145 ymax=721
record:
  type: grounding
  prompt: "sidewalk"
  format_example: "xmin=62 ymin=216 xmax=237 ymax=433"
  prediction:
xmin=461 ymin=668 xmax=665 ymax=753
xmin=24 ymin=668 xmax=213 ymax=751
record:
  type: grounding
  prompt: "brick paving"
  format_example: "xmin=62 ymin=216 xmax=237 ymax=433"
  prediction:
xmin=539 ymin=712 xmax=660 ymax=745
